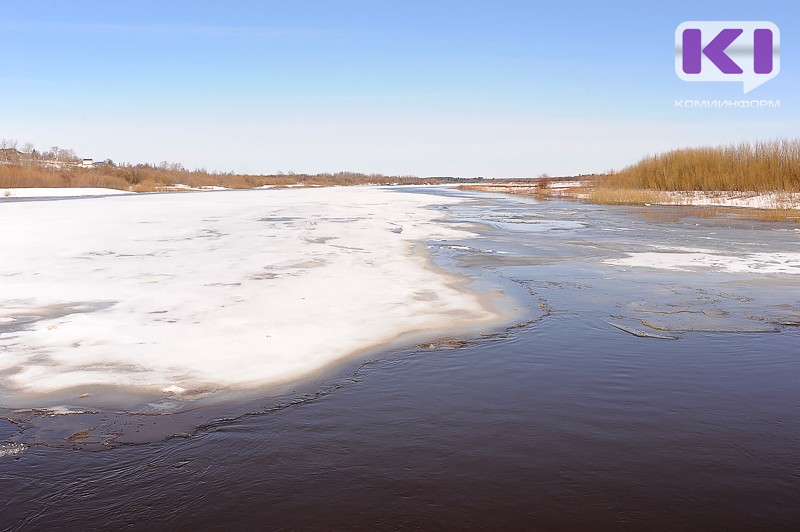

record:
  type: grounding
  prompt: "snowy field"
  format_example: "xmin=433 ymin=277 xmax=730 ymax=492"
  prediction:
xmin=0 ymin=187 xmax=503 ymax=401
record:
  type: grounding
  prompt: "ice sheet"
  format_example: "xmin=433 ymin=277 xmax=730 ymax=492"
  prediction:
xmin=605 ymin=248 xmax=800 ymax=274
xmin=1 ymin=188 xmax=133 ymax=198
xmin=0 ymin=187 xmax=503 ymax=398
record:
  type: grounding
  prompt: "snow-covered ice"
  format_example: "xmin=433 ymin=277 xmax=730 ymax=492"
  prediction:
xmin=605 ymin=247 xmax=800 ymax=274
xmin=0 ymin=187 xmax=504 ymax=399
xmin=156 ymin=184 xmax=229 ymax=192
xmin=1 ymin=187 xmax=133 ymax=198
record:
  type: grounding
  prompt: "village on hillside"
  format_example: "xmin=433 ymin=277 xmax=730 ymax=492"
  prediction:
xmin=1 ymin=139 xmax=108 ymax=170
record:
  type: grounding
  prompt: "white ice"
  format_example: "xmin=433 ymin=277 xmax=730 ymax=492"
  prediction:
xmin=156 ymin=184 xmax=229 ymax=192
xmin=0 ymin=187 xmax=504 ymax=398
xmin=605 ymin=248 xmax=800 ymax=274
xmin=1 ymin=187 xmax=133 ymax=198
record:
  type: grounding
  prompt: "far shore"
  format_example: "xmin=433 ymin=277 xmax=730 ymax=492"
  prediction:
xmin=458 ymin=140 xmax=800 ymax=222
xmin=0 ymin=183 xmax=448 ymax=199
xmin=459 ymin=179 xmax=800 ymax=222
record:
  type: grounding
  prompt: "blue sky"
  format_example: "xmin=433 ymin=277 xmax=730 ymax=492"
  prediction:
xmin=2 ymin=0 xmax=798 ymax=177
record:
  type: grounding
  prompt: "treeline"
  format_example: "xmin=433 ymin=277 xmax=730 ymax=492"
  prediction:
xmin=600 ymin=139 xmax=800 ymax=192
xmin=0 ymin=139 xmax=450 ymax=190
xmin=0 ymin=163 xmax=446 ymax=191
xmin=0 ymin=139 xmax=83 ymax=165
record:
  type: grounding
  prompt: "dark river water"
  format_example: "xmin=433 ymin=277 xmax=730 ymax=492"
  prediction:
xmin=2 ymin=187 xmax=800 ymax=530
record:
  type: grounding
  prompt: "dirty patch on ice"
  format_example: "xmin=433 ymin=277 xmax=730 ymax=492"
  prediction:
xmin=460 ymin=215 xmax=587 ymax=233
xmin=433 ymin=244 xmax=510 ymax=255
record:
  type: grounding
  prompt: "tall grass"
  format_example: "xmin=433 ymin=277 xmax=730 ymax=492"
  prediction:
xmin=0 ymin=163 xmax=439 ymax=191
xmin=601 ymin=139 xmax=800 ymax=192
xmin=587 ymin=188 xmax=665 ymax=205
xmin=0 ymin=165 xmax=130 ymax=190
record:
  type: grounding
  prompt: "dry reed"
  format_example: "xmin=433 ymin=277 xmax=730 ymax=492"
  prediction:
xmin=600 ymin=139 xmax=800 ymax=192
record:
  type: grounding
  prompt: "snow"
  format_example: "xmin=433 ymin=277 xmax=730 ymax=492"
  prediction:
xmin=657 ymin=191 xmax=800 ymax=210
xmin=0 ymin=187 xmax=504 ymax=398
xmin=157 ymin=184 xmax=229 ymax=192
xmin=546 ymin=180 xmax=585 ymax=189
xmin=1 ymin=187 xmax=133 ymax=198
xmin=605 ymin=247 xmax=800 ymax=274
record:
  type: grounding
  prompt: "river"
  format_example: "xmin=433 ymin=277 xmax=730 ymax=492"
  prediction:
xmin=2 ymin=187 xmax=799 ymax=530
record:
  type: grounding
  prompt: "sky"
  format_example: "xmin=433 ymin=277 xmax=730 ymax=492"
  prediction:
xmin=2 ymin=0 xmax=799 ymax=177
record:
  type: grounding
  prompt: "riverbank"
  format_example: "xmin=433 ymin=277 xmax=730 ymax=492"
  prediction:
xmin=460 ymin=140 xmax=800 ymax=221
xmin=460 ymin=180 xmax=800 ymax=222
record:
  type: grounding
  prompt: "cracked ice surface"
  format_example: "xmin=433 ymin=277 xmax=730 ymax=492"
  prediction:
xmin=0 ymin=187 xmax=502 ymax=399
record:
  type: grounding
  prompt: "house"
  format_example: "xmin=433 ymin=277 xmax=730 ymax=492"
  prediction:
xmin=82 ymin=158 xmax=95 ymax=168
xmin=0 ymin=148 xmax=21 ymax=164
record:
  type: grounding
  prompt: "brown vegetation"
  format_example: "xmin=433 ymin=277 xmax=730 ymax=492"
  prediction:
xmin=0 ymin=137 xmax=458 ymax=191
xmin=0 ymin=160 xmax=444 ymax=191
xmin=458 ymin=178 xmax=597 ymax=202
xmin=585 ymin=139 xmax=800 ymax=221
xmin=599 ymin=139 xmax=800 ymax=192
xmin=459 ymin=140 xmax=800 ymax=222
xmin=587 ymin=188 xmax=665 ymax=205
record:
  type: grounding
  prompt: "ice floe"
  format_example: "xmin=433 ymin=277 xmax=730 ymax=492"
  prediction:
xmin=605 ymin=248 xmax=800 ymax=275
xmin=0 ymin=443 xmax=27 ymax=458
xmin=0 ymin=187 xmax=504 ymax=399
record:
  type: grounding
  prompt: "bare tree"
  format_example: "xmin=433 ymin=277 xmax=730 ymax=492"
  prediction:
xmin=60 ymin=148 xmax=78 ymax=162
xmin=19 ymin=142 xmax=35 ymax=164
xmin=1 ymin=138 xmax=20 ymax=163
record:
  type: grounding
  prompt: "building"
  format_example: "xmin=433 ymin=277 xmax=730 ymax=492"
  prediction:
xmin=0 ymin=148 xmax=21 ymax=164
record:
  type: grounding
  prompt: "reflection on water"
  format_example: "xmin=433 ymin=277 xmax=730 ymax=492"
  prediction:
xmin=1 ymin=188 xmax=799 ymax=529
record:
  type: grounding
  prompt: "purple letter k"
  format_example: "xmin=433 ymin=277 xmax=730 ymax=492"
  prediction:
xmin=683 ymin=28 xmax=743 ymax=74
